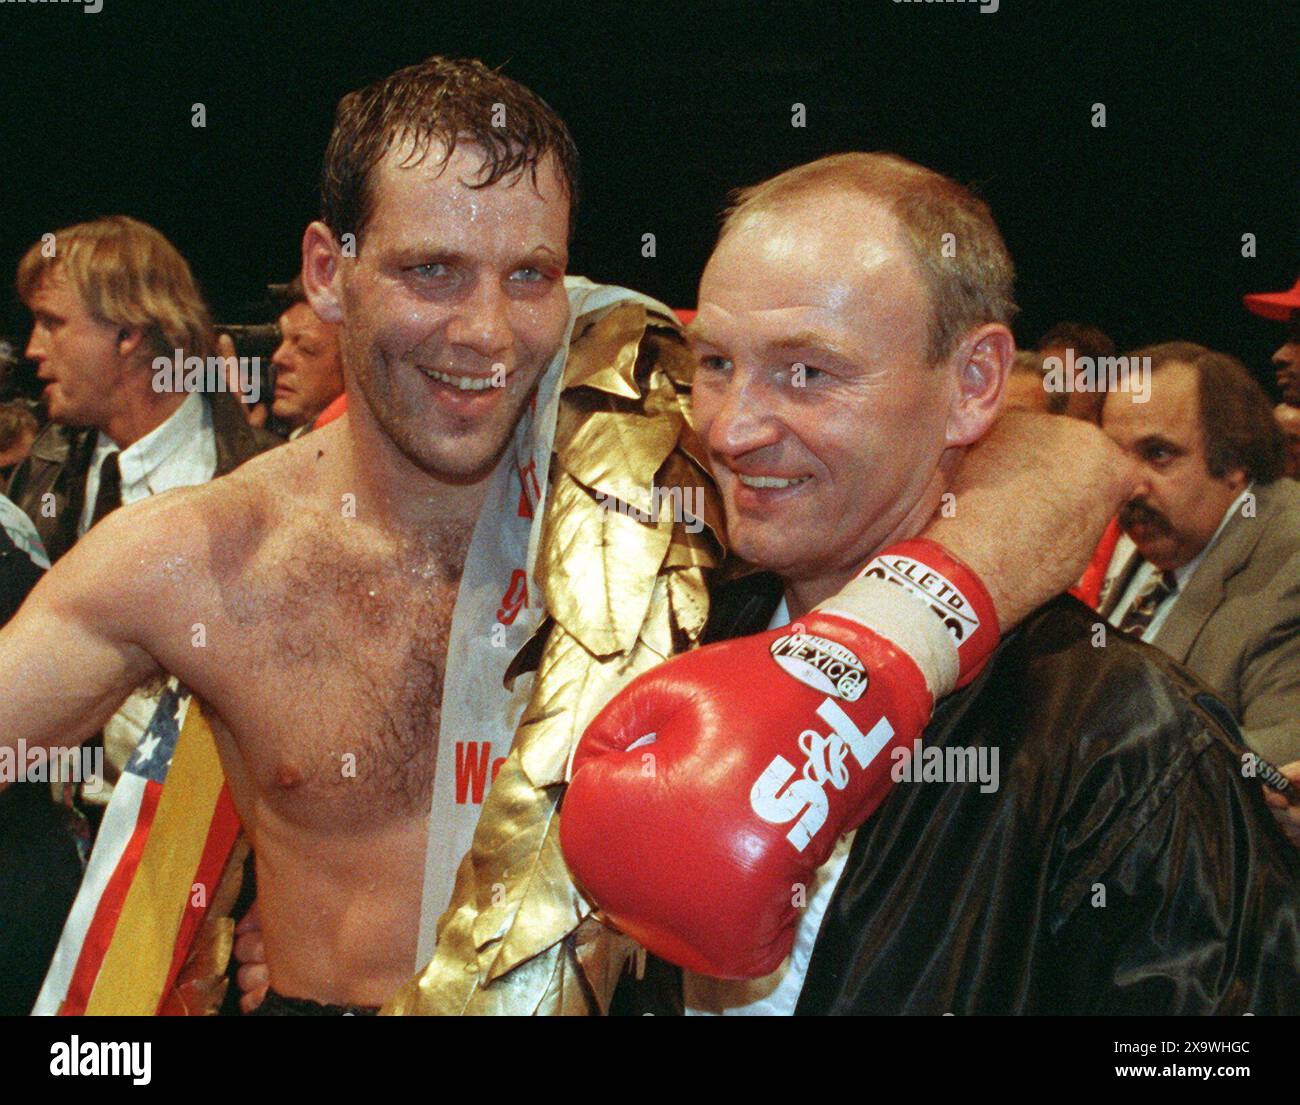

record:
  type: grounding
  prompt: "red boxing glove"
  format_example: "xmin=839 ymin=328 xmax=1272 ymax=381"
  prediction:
xmin=560 ymin=538 xmax=998 ymax=980
xmin=852 ymin=537 xmax=1000 ymax=687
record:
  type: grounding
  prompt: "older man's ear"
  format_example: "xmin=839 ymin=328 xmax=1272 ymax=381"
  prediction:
xmin=942 ymin=324 xmax=1016 ymax=448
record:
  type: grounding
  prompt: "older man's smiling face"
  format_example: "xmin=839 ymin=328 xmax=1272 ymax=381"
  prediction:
xmin=689 ymin=191 xmax=957 ymax=600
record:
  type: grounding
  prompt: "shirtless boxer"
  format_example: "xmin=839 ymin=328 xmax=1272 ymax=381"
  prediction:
xmin=4 ymin=60 xmax=1130 ymax=1014
xmin=2 ymin=59 xmax=582 ymax=1010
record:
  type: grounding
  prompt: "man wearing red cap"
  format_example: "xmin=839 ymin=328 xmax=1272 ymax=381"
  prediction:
xmin=1244 ymin=278 xmax=1300 ymax=844
xmin=1244 ymin=275 xmax=1300 ymax=407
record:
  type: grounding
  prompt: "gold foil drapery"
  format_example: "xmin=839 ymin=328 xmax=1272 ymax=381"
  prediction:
xmin=385 ymin=302 xmax=723 ymax=1015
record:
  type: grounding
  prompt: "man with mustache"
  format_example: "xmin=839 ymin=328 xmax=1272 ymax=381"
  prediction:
xmin=560 ymin=156 xmax=1300 ymax=1015
xmin=1099 ymin=342 xmax=1299 ymax=764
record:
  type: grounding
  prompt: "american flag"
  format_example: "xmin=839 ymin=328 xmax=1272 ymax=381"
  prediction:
xmin=32 ymin=683 xmax=240 ymax=1016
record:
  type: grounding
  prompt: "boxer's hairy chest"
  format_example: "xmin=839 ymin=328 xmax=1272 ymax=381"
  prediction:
xmin=188 ymin=500 xmax=473 ymax=831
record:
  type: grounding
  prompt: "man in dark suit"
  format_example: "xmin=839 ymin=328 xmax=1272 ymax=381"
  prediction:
xmin=1099 ymin=343 xmax=1299 ymax=764
xmin=574 ymin=153 xmax=1300 ymax=1015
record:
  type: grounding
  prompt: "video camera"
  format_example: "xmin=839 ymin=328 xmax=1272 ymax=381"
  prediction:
xmin=214 ymin=282 xmax=302 ymax=436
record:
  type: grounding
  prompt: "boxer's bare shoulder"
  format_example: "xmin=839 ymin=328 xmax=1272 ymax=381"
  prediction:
xmin=25 ymin=419 xmax=469 ymax=838
xmin=149 ymin=425 xmax=471 ymax=830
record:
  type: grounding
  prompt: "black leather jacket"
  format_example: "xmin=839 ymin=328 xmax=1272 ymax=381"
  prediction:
xmin=613 ymin=573 xmax=1300 ymax=1015
xmin=5 ymin=390 xmax=279 ymax=565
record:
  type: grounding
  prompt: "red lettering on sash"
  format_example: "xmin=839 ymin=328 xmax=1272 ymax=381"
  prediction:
xmin=517 ymin=460 xmax=540 ymax=519
xmin=455 ymin=742 xmax=494 ymax=804
xmin=497 ymin=569 xmax=529 ymax=625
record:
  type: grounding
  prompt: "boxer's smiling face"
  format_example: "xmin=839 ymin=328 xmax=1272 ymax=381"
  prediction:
xmin=335 ymin=139 xmax=571 ymax=481
xmin=690 ymin=192 xmax=956 ymax=596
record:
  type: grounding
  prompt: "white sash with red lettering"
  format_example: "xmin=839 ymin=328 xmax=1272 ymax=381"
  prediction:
xmin=415 ymin=278 xmax=677 ymax=965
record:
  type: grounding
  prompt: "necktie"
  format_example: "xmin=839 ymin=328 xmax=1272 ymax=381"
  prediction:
xmin=89 ymin=451 xmax=122 ymax=528
xmin=1118 ymin=568 xmax=1178 ymax=637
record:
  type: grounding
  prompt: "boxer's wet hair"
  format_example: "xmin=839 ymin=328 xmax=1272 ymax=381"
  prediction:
xmin=320 ymin=55 xmax=580 ymax=248
xmin=719 ymin=153 xmax=1017 ymax=365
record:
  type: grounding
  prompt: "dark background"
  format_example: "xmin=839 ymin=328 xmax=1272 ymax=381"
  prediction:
xmin=0 ymin=0 xmax=1296 ymax=392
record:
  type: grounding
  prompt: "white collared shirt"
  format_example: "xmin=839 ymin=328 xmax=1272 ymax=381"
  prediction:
xmin=1107 ymin=485 xmax=1254 ymax=643
xmin=71 ymin=392 xmax=218 ymax=807
xmin=77 ymin=392 xmax=217 ymax=537
xmin=684 ymin=596 xmax=859 ymax=1017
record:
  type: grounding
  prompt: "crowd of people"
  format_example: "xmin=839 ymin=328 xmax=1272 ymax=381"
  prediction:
xmin=0 ymin=55 xmax=1297 ymax=1018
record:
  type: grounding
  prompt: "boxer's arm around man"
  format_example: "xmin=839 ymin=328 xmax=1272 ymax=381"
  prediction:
xmin=924 ymin=410 xmax=1138 ymax=630
xmin=0 ymin=494 xmax=189 ymax=758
